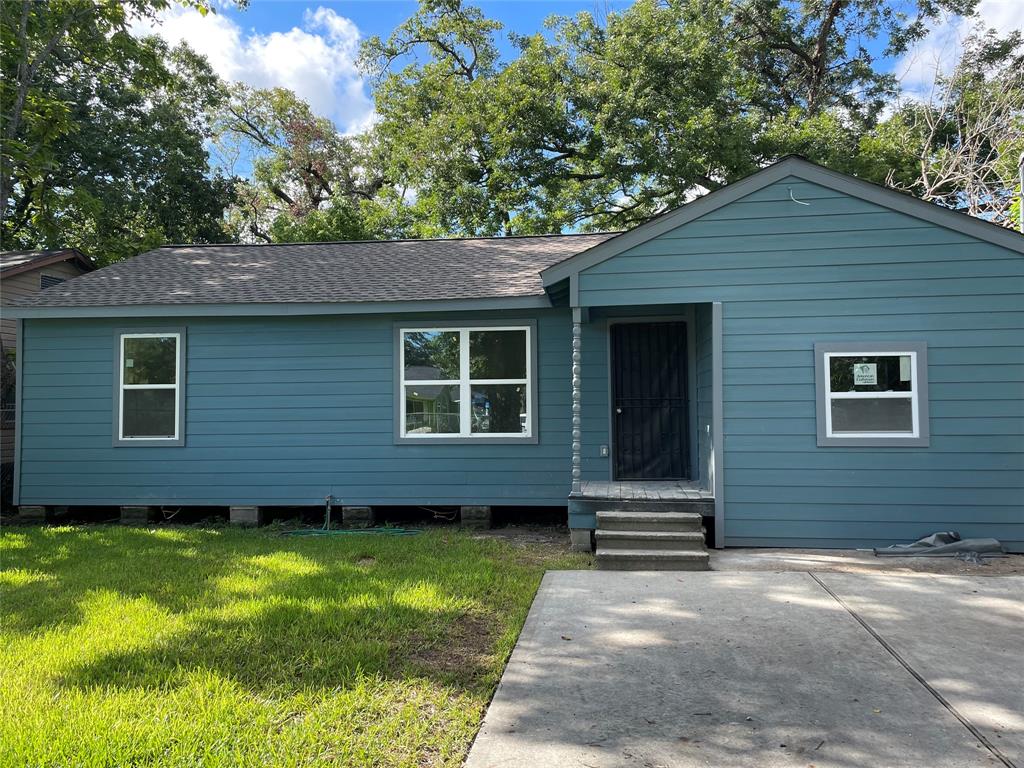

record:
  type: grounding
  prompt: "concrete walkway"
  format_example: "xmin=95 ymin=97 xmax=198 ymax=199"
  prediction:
xmin=466 ymin=570 xmax=1023 ymax=768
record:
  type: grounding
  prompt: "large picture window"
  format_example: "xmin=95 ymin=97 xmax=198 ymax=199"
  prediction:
xmin=815 ymin=342 xmax=929 ymax=447
xmin=398 ymin=325 xmax=534 ymax=441
xmin=116 ymin=331 xmax=185 ymax=444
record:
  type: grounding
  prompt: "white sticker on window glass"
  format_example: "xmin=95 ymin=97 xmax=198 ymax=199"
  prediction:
xmin=126 ymin=359 xmax=134 ymax=368
xmin=899 ymin=355 xmax=911 ymax=382
xmin=852 ymin=362 xmax=877 ymax=386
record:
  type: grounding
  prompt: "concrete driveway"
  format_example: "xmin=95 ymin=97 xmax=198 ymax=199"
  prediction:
xmin=466 ymin=570 xmax=1022 ymax=768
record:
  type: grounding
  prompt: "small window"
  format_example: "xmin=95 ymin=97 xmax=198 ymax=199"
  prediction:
xmin=40 ymin=274 xmax=64 ymax=289
xmin=116 ymin=332 xmax=185 ymax=444
xmin=398 ymin=325 xmax=534 ymax=440
xmin=815 ymin=342 xmax=929 ymax=447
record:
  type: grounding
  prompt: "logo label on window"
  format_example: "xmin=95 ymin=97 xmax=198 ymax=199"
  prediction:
xmin=852 ymin=362 xmax=877 ymax=386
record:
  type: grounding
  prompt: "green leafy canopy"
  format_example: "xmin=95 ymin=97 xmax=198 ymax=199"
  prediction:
xmin=4 ymin=0 xmax=1021 ymax=259
xmin=1 ymin=0 xmax=243 ymax=263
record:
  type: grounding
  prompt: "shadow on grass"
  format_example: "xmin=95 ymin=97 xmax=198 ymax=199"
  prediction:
xmin=2 ymin=526 xmax=226 ymax=632
xmin=62 ymin=595 xmax=494 ymax=696
xmin=2 ymin=525 xmax=553 ymax=697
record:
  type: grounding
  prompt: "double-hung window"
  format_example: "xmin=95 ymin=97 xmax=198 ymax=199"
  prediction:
xmin=815 ymin=341 xmax=929 ymax=447
xmin=398 ymin=325 xmax=535 ymax=441
xmin=116 ymin=331 xmax=185 ymax=445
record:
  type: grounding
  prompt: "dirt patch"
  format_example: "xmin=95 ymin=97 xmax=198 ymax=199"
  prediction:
xmin=471 ymin=525 xmax=596 ymax=569
xmin=408 ymin=611 xmax=498 ymax=684
xmin=470 ymin=525 xmax=573 ymax=548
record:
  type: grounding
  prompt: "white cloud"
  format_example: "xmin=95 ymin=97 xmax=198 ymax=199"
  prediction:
xmin=131 ymin=5 xmax=375 ymax=134
xmin=896 ymin=0 xmax=1024 ymax=97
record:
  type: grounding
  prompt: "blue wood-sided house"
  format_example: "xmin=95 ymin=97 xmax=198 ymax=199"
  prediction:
xmin=9 ymin=158 xmax=1024 ymax=551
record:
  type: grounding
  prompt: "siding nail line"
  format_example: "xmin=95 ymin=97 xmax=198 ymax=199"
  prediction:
xmin=590 ymin=256 xmax=1024 ymax=277
xmin=581 ymin=274 xmax=1024 ymax=291
xmin=806 ymin=572 xmax=1016 ymax=768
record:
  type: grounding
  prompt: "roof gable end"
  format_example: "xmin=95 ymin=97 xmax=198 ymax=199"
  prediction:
xmin=541 ymin=157 xmax=1024 ymax=289
xmin=0 ymin=248 xmax=95 ymax=278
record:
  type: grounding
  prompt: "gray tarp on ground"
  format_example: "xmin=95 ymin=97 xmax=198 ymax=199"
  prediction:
xmin=874 ymin=531 xmax=1006 ymax=558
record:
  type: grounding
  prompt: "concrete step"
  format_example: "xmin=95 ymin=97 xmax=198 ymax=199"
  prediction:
xmin=596 ymin=548 xmax=710 ymax=571
xmin=596 ymin=510 xmax=704 ymax=532
xmin=595 ymin=529 xmax=707 ymax=551
xmin=571 ymin=496 xmax=713 ymax=518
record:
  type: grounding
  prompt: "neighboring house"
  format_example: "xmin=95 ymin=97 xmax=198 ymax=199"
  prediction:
xmin=1 ymin=249 xmax=94 ymax=503
xmin=7 ymin=158 xmax=1024 ymax=554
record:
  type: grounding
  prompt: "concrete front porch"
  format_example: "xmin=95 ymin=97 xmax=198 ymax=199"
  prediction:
xmin=565 ymin=303 xmax=723 ymax=562
xmin=569 ymin=480 xmax=715 ymax=544
xmin=568 ymin=481 xmax=715 ymax=568
xmin=578 ymin=479 xmax=713 ymax=503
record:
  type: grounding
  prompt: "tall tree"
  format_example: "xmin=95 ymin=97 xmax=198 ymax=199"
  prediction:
xmin=861 ymin=27 xmax=1024 ymax=227
xmin=360 ymin=0 xmax=515 ymax=235
xmin=732 ymin=0 xmax=979 ymax=123
xmin=214 ymin=85 xmax=388 ymax=242
xmin=361 ymin=0 xmax=1006 ymax=235
xmin=1 ymin=0 xmax=236 ymax=261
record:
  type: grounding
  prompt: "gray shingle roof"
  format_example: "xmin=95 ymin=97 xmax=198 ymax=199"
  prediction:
xmin=12 ymin=234 xmax=617 ymax=308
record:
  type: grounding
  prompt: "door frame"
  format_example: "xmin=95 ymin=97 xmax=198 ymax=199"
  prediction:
xmin=605 ymin=308 xmax=698 ymax=481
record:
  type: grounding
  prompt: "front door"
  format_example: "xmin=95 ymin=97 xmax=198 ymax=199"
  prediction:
xmin=610 ymin=321 xmax=689 ymax=480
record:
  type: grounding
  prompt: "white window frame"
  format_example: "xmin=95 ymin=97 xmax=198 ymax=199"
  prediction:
xmin=117 ymin=331 xmax=182 ymax=443
xmin=824 ymin=350 xmax=919 ymax=439
xmin=398 ymin=325 xmax=534 ymax=441
xmin=814 ymin=341 xmax=929 ymax=447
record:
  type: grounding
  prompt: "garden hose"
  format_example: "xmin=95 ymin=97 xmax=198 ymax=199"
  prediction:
xmin=279 ymin=494 xmax=422 ymax=536
xmin=282 ymin=527 xmax=422 ymax=537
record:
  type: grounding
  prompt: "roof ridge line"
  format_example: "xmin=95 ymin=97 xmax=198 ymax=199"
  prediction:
xmin=156 ymin=232 xmax=623 ymax=249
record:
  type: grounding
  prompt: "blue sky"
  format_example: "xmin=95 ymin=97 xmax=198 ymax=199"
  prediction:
xmin=135 ymin=0 xmax=1023 ymax=137
xmin=222 ymin=1 xmax=627 ymax=45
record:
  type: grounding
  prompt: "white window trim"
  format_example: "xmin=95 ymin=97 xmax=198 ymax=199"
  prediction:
xmin=118 ymin=332 xmax=182 ymax=442
xmin=824 ymin=350 xmax=919 ymax=439
xmin=814 ymin=341 xmax=929 ymax=448
xmin=399 ymin=325 xmax=533 ymax=440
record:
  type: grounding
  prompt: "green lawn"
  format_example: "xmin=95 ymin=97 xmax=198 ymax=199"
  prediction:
xmin=0 ymin=524 xmax=590 ymax=767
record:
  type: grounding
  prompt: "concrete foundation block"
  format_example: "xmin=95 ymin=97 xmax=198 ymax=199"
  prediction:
xmin=342 ymin=506 xmax=375 ymax=527
xmin=569 ymin=527 xmax=594 ymax=552
xmin=120 ymin=506 xmax=158 ymax=525
xmin=17 ymin=505 xmax=52 ymax=523
xmin=229 ymin=506 xmax=264 ymax=527
xmin=460 ymin=505 xmax=492 ymax=530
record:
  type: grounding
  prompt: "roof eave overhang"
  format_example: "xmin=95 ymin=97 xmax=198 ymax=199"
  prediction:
xmin=6 ymin=293 xmax=554 ymax=319
xmin=0 ymin=249 xmax=95 ymax=279
xmin=539 ymin=156 xmax=1024 ymax=290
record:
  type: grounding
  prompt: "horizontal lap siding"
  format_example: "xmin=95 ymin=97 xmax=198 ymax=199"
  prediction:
xmin=579 ymin=322 xmax=611 ymax=482
xmin=579 ymin=176 xmax=1024 ymax=551
xmin=695 ymin=304 xmax=713 ymax=490
xmin=1 ymin=261 xmax=88 ymax=350
xmin=18 ymin=310 xmax=574 ymax=506
xmin=3 ymin=263 xmax=91 ymax=465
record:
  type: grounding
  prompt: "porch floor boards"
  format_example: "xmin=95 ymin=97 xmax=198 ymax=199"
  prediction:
xmin=578 ymin=480 xmax=713 ymax=503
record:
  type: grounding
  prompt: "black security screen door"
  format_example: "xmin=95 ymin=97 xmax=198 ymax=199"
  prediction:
xmin=611 ymin=321 xmax=689 ymax=480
